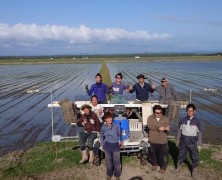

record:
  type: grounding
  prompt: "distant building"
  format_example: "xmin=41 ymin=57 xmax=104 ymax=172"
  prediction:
xmin=135 ymin=56 xmax=140 ymax=59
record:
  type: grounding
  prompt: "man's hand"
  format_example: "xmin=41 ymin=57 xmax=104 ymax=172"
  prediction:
xmin=159 ymin=127 xmax=165 ymax=131
xmin=82 ymin=119 xmax=87 ymax=126
xmin=108 ymin=86 xmax=113 ymax=93
xmin=97 ymin=132 xmax=100 ymax=138
xmin=98 ymin=108 xmax=102 ymax=116
xmin=119 ymin=141 xmax=124 ymax=148
xmin=85 ymin=84 xmax=89 ymax=91
xmin=165 ymin=126 xmax=170 ymax=131
xmin=127 ymin=83 xmax=133 ymax=90
xmin=148 ymin=79 xmax=156 ymax=89
xmin=176 ymin=140 xmax=180 ymax=148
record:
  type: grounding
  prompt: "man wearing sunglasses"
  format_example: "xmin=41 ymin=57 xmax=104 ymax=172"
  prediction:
xmin=155 ymin=77 xmax=180 ymax=121
xmin=155 ymin=77 xmax=179 ymax=104
xmin=147 ymin=105 xmax=170 ymax=174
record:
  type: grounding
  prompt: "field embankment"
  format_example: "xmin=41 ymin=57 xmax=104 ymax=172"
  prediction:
xmin=0 ymin=55 xmax=222 ymax=65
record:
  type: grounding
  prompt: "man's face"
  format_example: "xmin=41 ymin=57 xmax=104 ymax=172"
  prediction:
xmin=154 ymin=109 xmax=162 ymax=118
xmin=187 ymin=107 xmax=195 ymax=117
xmin=105 ymin=117 xmax=113 ymax=125
xmin=115 ymin=76 xmax=122 ymax=83
xmin=139 ymin=78 xmax=145 ymax=84
xmin=91 ymin=97 xmax=98 ymax=106
xmin=95 ymin=76 xmax=101 ymax=83
xmin=161 ymin=80 xmax=167 ymax=87
xmin=83 ymin=108 xmax=90 ymax=115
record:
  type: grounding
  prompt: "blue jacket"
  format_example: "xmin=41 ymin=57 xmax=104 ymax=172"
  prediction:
xmin=100 ymin=123 xmax=120 ymax=147
xmin=129 ymin=83 xmax=154 ymax=101
xmin=87 ymin=82 xmax=108 ymax=102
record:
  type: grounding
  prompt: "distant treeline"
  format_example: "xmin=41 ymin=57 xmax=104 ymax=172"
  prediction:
xmin=0 ymin=52 xmax=222 ymax=60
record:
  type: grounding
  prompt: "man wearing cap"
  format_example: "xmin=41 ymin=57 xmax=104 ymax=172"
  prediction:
xmin=155 ymin=77 xmax=180 ymax=121
xmin=129 ymin=74 xmax=155 ymax=104
xmin=155 ymin=77 xmax=179 ymax=104
xmin=76 ymin=104 xmax=101 ymax=164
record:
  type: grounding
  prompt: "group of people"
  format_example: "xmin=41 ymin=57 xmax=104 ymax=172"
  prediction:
xmin=76 ymin=102 xmax=122 ymax=180
xmin=75 ymin=72 xmax=203 ymax=179
xmin=85 ymin=72 xmax=179 ymax=105
xmin=147 ymin=103 xmax=203 ymax=178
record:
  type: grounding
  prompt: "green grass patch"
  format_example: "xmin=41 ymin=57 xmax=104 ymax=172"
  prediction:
xmin=100 ymin=62 xmax=112 ymax=100
xmin=121 ymin=155 xmax=135 ymax=165
xmin=100 ymin=62 xmax=111 ymax=86
xmin=1 ymin=55 xmax=221 ymax=65
xmin=0 ymin=141 xmax=81 ymax=179
xmin=199 ymin=146 xmax=222 ymax=174
xmin=1 ymin=140 xmax=222 ymax=179
xmin=168 ymin=140 xmax=222 ymax=175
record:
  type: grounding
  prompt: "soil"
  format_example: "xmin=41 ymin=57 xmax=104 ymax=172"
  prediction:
xmin=29 ymin=159 xmax=221 ymax=180
xmin=2 ymin=144 xmax=222 ymax=180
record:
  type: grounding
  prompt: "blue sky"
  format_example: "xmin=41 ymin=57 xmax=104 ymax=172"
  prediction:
xmin=0 ymin=0 xmax=222 ymax=55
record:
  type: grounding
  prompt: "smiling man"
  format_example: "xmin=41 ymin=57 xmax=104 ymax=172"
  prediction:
xmin=147 ymin=105 xmax=170 ymax=174
xmin=173 ymin=104 xmax=203 ymax=178
xmin=155 ymin=77 xmax=179 ymax=104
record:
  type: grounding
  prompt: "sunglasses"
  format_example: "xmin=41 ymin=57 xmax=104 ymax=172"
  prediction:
xmin=155 ymin=112 xmax=162 ymax=114
xmin=161 ymin=81 xmax=167 ymax=83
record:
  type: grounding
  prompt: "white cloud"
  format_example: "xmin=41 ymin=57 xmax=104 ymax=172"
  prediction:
xmin=0 ymin=23 xmax=171 ymax=46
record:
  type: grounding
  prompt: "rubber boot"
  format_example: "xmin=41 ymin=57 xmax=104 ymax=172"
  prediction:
xmin=89 ymin=150 xmax=94 ymax=163
xmin=79 ymin=150 xmax=88 ymax=164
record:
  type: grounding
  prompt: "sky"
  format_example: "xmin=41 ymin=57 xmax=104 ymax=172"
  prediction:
xmin=0 ymin=0 xmax=222 ymax=56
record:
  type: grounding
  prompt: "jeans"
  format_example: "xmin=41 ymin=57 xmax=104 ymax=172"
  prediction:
xmin=150 ymin=143 xmax=168 ymax=169
xmin=178 ymin=142 xmax=199 ymax=168
xmin=79 ymin=132 xmax=97 ymax=151
xmin=104 ymin=150 xmax=121 ymax=177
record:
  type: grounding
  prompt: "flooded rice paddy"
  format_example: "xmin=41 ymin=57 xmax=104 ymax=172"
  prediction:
xmin=0 ymin=60 xmax=222 ymax=155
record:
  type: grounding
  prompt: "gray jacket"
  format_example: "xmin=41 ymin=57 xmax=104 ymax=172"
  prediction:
xmin=155 ymin=83 xmax=179 ymax=104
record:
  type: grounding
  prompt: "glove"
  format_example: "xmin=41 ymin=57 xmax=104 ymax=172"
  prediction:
xmin=85 ymin=84 xmax=89 ymax=91
xmin=197 ymin=146 xmax=201 ymax=153
xmin=108 ymin=86 xmax=113 ymax=93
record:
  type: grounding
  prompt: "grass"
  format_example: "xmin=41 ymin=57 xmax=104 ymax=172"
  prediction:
xmin=168 ymin=140 xmax=222 ymax=175
xmin=0 ymin=141 xmax=81 ymax=179
xmin=100 ymin=63 xmax=112 ymax=86
xmin=100 ymin=62 xmax=112 ymax=100
xmin=1 ymin=140 xmax=222 ymax=179
xmin=0 ymin=55 xmax=221 ymax=65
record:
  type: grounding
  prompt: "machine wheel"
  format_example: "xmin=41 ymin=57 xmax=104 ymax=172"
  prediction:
xmin=140 ymin=154 xmax=148 ymax=166
xmin=93 ymin=155 xmax=100 ymax=166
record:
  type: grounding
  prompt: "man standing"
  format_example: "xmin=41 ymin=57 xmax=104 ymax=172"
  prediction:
xmin=129 ymin=74 xmax=155 ymax=104
xmin=147 ymin=105 xmax=170 ymax=174
xmin=155 ymin=77 xmax=179 ymax=104
xmin=173 ymin=104 xmax=203 ymax=178
xmin=155 ymin=77 xmax=180 ymax=121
